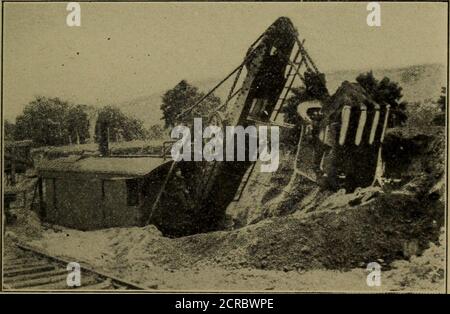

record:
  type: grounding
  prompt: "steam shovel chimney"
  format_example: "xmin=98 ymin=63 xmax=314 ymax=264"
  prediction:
xmin=98 ymin=120 xmax=110 ymax=157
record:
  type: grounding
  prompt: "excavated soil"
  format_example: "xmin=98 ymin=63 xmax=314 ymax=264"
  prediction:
xmin=5 ymin=122 xmax=446 ymax=291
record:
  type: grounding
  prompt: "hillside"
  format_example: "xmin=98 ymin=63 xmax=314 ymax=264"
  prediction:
xmin=325 ymin=63 xmax=446 ymax=103
xmin=116 ymin=63 xmax=446 ymax=127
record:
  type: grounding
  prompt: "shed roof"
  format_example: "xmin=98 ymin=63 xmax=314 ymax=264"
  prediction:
xmin=37 ymin=156 xmax=171 ymax=177
xmin=5 ymin=140 xmax=33 ymax=148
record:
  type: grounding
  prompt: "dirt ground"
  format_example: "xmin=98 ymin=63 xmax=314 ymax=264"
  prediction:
xmin=5 ymin=210 xmax=445 ymax=292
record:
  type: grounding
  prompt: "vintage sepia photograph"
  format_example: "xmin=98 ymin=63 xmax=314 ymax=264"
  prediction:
xmin=1 ymin=1 xmax=448 ymax=295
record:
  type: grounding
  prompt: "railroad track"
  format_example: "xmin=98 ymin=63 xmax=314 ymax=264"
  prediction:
xmin=3 ymin=243 xmax=146 ymax=291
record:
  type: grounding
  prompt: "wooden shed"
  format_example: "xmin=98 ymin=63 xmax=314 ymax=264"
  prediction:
xmin=36 ymin=156 xmax=172 ymax=230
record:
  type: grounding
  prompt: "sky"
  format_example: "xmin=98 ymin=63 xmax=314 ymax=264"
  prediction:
xmin=2 ymin=2 xmax=448 ymax=122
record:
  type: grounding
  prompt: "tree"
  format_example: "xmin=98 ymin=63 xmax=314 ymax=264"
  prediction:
xmin=13 ymin=97 xmax=145 ymax=147
xmin=303 ymin=71 xmax=329 ymax=101
xmin=437 ymin=87 xmax=446 ymax=112
xmin=160 ymin=80 xmax=221 ymax=128
xmin=148 ymin=124 xmax=166 ymax=140
xmin=432 ymin=87 xmax=446 ymax=126
xmin=4 ymin=120 xmax=16 ymax=141
xmin=95 ymin=105 xmax=146 ymax=142
xmin=13 ymin=96 xmax=93 ymax=146
xmin=14 ymin=96 xmax=70 ymax=146
xmin=355 ymin=71 xmax=378 ymax=95
xmin=356 ymin=71 xmax=407 ymax=126
xmin=122 ymin=117 xmax=146 ymax=141
xmin=66 ymin=104 xmax=90 ymax=144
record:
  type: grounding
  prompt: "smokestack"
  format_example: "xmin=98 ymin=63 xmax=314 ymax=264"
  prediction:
xmin=87 ymin=109 xmax=98 ymax=144
xmin=98 ymin=120 xmax=109 ymax=157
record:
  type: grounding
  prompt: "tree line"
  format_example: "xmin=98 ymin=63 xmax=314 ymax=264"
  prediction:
xmin=5 ymin=96 xmax=152 ymax=146
xmin=282 ymin=71 xmax=411 ymax=127
xmin=7 ymin=74 xmax=440 ymax=147
xmin=5 ymin=80 xmax=220 ymax=147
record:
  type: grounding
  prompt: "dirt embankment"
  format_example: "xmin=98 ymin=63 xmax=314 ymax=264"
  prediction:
xmin=16 ymin=180 xmax=443 ymax=290
xmin=174 ymin=186 xmax=443 ymax=272
xmin=6 ymin=123 xmax=445 ymax=291
xmin=171 ymin=125 xmax=445 ymax=272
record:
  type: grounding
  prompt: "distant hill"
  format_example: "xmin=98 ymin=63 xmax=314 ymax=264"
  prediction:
xmin=325 ymin=63 xmax=446 ymax=103
xmin=116 ymin=94 xmax=165 ymax=128
xmin=116 ymin=63 xmax=446 ymax=128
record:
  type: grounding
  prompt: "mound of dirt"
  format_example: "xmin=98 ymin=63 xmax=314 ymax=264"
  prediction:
xmin=177 ymin=187 xmax=442 ymax=271
xmin=7 ymin=206 xmax=43 ymax=241
xmin=225 ymin=155 xmax=298 ymax=227
xmin=175 ymin=125 xmax=444 ymax=271
xmin=5 ymin=172 xmax=43 ymax=241
xmin=225 ymin=149 xmax=319 ymax=227
xmin=383 ymin=126 xmax=445 ymax=182
xmin=384 ymin=229 xmax=445 ymax=291
xmin=27 ymin=175 xmax=443 ymax=275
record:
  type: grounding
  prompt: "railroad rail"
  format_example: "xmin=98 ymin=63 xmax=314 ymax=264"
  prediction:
xmin=3 ymin=242 xmax=147 ymax=291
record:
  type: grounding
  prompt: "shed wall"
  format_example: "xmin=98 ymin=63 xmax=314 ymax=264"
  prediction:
xmin=42 ymin=173 xmax=142 ymax=230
